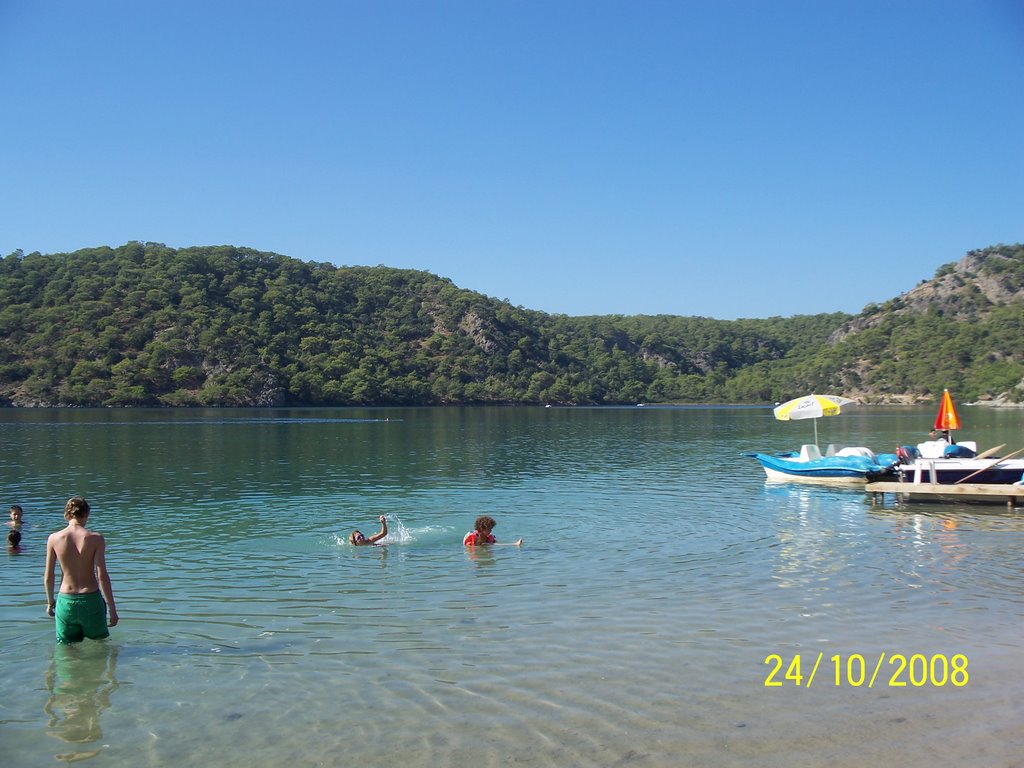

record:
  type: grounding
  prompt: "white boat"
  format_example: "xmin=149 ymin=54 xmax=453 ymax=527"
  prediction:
xmin=894 ymin=440 xmax=1024 ymax=485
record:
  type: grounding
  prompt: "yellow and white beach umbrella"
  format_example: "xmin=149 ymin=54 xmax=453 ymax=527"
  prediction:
xmin=773 ymin=394 xmax=856 ymax=447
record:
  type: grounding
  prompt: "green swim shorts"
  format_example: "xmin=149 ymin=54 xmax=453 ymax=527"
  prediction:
xmin=55 ymin=592 xmax=109 ymax=644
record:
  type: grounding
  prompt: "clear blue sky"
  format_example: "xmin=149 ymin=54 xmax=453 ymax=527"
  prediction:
xmin=2 ymin=1 xmax=1021 ymax=319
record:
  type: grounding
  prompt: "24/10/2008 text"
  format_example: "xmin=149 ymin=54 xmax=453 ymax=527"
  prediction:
xmin=763 ymin=652 xmax=969 ymax=688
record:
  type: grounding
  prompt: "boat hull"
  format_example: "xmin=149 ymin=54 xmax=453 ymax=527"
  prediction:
xmin=896 ymin=459 xmax=1024 ymax=485
xmin=752 ymin=452 xmax=897 ymax=487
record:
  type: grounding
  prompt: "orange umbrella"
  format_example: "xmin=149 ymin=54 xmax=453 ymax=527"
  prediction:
xmin=934 ymin=389 xmax=961 ymax=432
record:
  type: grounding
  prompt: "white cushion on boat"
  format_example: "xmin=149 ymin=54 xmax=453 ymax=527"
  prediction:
xmin=917 ymin=440 xmax=948 ymax=458
xmin=825 ymin=444 xmax=837 ymax=456
xmin=799 ymin=444 xmax=822 ymax=461
xmin=837 ymin=446 xmax=876 ymax=460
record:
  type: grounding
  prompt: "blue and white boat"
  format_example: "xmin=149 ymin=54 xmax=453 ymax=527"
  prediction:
xmin=890 ymin=389 xmax=1024 ymax=485
xmin=746 ymin=444 xmax=899 ymax=486
xmin=894 ymin=440 xmax=1024 ymax=485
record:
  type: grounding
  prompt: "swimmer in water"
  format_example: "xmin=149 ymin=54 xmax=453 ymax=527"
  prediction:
xmin=349 ymin=516 xmax=388 ymax=546
xmin=463 ymin=515 xmax=523 ymax=547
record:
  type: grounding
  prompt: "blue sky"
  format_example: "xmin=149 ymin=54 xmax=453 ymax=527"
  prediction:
xmin=1 ymin=1 xmax=1021 ymax=319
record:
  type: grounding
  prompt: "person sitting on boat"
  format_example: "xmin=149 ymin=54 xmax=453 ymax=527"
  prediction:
xmin=349 ymin=516 xmax=388 ymax=546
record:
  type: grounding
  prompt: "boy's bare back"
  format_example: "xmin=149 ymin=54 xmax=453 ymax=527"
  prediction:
xmin=47 ymin=525 xmax=106 ymax=593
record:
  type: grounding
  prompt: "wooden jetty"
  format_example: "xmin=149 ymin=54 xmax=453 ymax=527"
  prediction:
xmin=866 ymin=481 xmax=1024 ymax=508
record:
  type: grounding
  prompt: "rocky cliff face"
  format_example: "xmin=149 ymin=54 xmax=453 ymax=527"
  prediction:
xmin=828 ymin=244 xmax=1024 ymax=344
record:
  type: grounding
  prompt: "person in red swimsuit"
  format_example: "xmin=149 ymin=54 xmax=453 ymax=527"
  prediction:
xmin=463 ymin=515 xmax=522 ymax=547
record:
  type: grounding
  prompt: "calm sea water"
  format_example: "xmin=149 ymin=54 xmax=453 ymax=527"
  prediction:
xmin=2 ymin=405 xmax=1023 ymax=767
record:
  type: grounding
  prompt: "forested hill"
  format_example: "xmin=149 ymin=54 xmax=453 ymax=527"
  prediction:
xmin=0 ymin=242 xmax=1021 ymax=407
xmin=818 ymin=243 xmax=1024 ymax=403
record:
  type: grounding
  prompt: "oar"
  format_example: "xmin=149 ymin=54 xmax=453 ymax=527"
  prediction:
xmin=955 ymin=447 xmax=1024 ymax=484
xmin=972 ymin=443 xmax=1006 ymax=461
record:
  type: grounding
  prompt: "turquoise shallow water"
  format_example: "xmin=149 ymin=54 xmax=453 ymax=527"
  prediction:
xmin=2 ymin=406 xmax=1023 ymax=766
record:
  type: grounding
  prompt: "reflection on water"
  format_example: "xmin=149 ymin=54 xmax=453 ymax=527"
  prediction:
xmin=765 ymin=483 xmax=862 ymax=591
xmin=44 ymin=643 xmax=119 ymax=762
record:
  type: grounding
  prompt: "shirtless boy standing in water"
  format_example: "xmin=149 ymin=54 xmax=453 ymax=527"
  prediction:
xmin=43 ymin=497 xmax=119 ymax=643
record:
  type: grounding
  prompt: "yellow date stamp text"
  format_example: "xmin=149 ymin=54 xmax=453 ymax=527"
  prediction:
xmin=764 ymin=652 xmax=969 ymax=688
